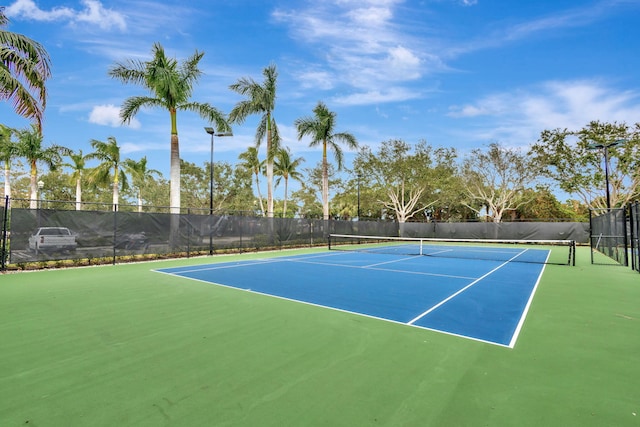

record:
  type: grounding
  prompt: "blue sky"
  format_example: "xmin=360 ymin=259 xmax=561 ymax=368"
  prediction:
xmin=2 ymin=0 xmax=640 ymax=201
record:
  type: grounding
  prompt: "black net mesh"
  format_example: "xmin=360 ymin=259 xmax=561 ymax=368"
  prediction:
xmin=2 ymin=199 xmax=590 ymax=268
xmin=589 ymin=208 xmax=628 ymax=266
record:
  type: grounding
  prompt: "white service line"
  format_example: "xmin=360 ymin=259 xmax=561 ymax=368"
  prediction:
xmin=285 ymin=256 xmax=477 ymax=280
xmin=407 ymin=248 xmax=529 ymax=325
xmin=363 ymin=255 xmax=420 ymax=268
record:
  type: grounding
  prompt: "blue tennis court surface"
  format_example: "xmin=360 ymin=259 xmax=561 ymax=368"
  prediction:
xmin=155 ymin=248 xmax=549 ymax=347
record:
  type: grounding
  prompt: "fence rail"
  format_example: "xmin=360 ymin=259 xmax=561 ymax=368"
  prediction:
xmin=1 ymin=196 xmax=592 ymax=271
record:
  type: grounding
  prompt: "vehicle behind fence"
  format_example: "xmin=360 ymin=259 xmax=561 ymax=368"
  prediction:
xmin=1 ymin=196 xmax=593 ymax=271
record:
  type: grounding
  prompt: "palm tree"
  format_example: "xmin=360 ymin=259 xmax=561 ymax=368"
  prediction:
xmin=108 ymin=42 xmax=229 ymax=214
xmin=15 ymin=125 xmax=66 ymax=209
xmin=86 ymin=137 xmax=128 ymax=211
xmin=229 ymin=64 xmax=279 ymax=218
xmin=0 ymin=124 xmax=17 ymax=198
xmin=123 ymin=156 xmax=161 ymax=212
xmin=238 ymin=146 xmax=266 ymax=216
xmin=64 ymin=149 xmax=90 ymax=210
xmin=0 ymin=8 xmax=51 ymax=132
xmin=294 ymin=101 xmax=358 ymax=220
xmin=273 ymin=147 xmax=304 ymax=217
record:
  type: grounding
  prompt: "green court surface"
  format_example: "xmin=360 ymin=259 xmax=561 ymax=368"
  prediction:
xmin=0 ymin=247 xmax=638 ymax=426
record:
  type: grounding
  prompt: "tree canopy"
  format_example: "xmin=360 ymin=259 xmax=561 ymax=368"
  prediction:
xmin=531 ymin=120 xmax=640 ymax=209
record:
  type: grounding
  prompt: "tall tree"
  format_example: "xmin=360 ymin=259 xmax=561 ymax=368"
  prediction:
xmin=353 ymin=140 xmax=455 ymax=224
xmin=86 ymin=136 xmax=128 ymax=211
xmin=462 ymin=142 xmax=539 ymax=223
xmin=229 ymin=64 xmax=279 ymax=217
xmin=292 ymin=162 xmax=338 ymax=219
xmin=238 ymin=146 xmax=266 ymax=216
xmin=294 ymin=101 xmax=357 ymax=220
xmin=531 ymin=121 xmax=640 ymax=210
xmin=15 ymin=124 xmax=66 ymax=208
xmin=123 ymin=156 xmax=161 ymax=212
xmin=108 ymin=42 xmax=229 ymax=214
xmin=273 ymin=147 xmax=304 ymax=217
xmin=0 ymin=8 xmax=51 ymax=132
xmin=64 ymin=149 xmax=90 ymax=210
xmin=0 ymin=124 xmax=17 ymax=198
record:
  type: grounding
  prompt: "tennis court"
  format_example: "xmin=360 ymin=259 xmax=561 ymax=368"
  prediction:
xmin=156 ymin=241 xmax=552 ymax=347
xmin=1 ymin=245 xmax=639 ymax=426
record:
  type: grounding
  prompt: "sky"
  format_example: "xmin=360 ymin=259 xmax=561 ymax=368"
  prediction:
xmin=2 ymin=0 xmax=640 ymax=201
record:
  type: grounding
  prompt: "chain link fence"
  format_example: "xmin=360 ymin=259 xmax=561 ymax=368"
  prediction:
xmin=1 ymin=196 xmax=592 ymax=271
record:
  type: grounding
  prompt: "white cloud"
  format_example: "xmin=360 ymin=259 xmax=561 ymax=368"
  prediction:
xmin=88 ymin=104 xmax=140 ymax=129
xmin=447 ymin=80 xmax=640 ymax=145
xmin=273 ymin=1 xmax=433 ymax=104
xmin=333 ymin=87 xmax=423 ymax=106
xmin=5 ymin=0 xmax=126 ymax=31
xmin=296 ymin=70 xmax=335 ymax=90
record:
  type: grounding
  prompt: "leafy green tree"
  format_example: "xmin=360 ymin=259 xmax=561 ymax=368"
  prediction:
xmin=108 ymin=42 xmax=229 ymax=213
xmin=353 ymin=140 xmax=454 ymax=223
xmin=238 ymin=146 xmax=265 ymax=216
xmin=293 ymin=162 xmax=341 ymax=218
xmin=229 ymin=64 xmax=279 ymax=218
xmin=0 ymin=124 xmax=18 ymax=198
xmin=511 ymin=187 xmax=578 ymax=221
xmin=123 ymin=156 xmax=161 ymax=212
xmin=0 ymin=8 xmax=51 ymax=132
xmin=15 ymin=125 xmax=66 ymax=209
xmin=273 ymin=147 xmax=304 ymax=217
xmin=180 ymin=159 xmax=253 ymax=214
xmin=86 ymin=136 xmax=128 ymax=211
xmin=37 ymin=169 xmax=75 ymax=209
xmin=295 ymin=101 xmax=357 ymax=220
xmin=462 ymin=142 xmax=540 ymax=223
xmin=291 ymin=186 xmax=323 ymax=219
xmin=180 ymin=159 xmax=208 ymax=210
xmin=531 ymin=121 xmax=640 ymax=210
xmin=224 ymin=164 xmax=255 ymax=214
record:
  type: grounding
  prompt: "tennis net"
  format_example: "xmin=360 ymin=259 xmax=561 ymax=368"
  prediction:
xmin=328 ymin=234 xmax=576 ymax=265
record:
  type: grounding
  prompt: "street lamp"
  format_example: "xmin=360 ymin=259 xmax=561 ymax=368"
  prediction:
xmin=587 ymin=138 xmax=627 ymax=211
xmin=204 ymin=127 xmax=233 ymax=255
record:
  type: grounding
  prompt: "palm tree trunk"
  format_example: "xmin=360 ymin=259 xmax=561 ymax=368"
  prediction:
xmin=283 ymin=177 xmax=288 ymax=217
xmin=255 ymin=173 xmax=266 ymax=216
xmin=29 ymin=161 xmax=38 ymax=210
xmin=169 ymin=110 xmax=181 ymax=248
xmin=169 ymin=109 xmax=181 ymax=214
xmin=322 ymin=143 xmax=329 ymax=220
xmin=266 ymin=161 xmax=273 ymax=217
xmin=75 ymin=177 xmax=82 ymax=210
xmin=266 ymin=123 xmax=273 ymax=218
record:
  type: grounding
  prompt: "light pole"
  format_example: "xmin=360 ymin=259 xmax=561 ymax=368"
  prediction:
xmin=204 ymin=127 xmax=233 ymax=255
xmin=587 ymin=138 xmax=627 ymax=211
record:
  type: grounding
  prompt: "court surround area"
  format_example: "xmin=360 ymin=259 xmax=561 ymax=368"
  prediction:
xmin=156 ymin=245 xmax=551 ymax=347
xmin=0 ymin=245 xmax=638 ymax=426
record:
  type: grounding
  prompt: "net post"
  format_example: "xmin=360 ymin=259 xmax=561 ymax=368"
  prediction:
xmin=570 ymin=240 xmax=576 ymax=266
xmin=328 ymin=234 xmax=332 ymax=251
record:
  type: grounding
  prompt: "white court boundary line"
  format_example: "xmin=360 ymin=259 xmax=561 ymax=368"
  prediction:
xmin=407 ymin=248 xmax=530 ymax=326
xmin=157 ymin=251 xmax=479 ymax=281
xmin=154 ymin=247 xmax=543 ymax=348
